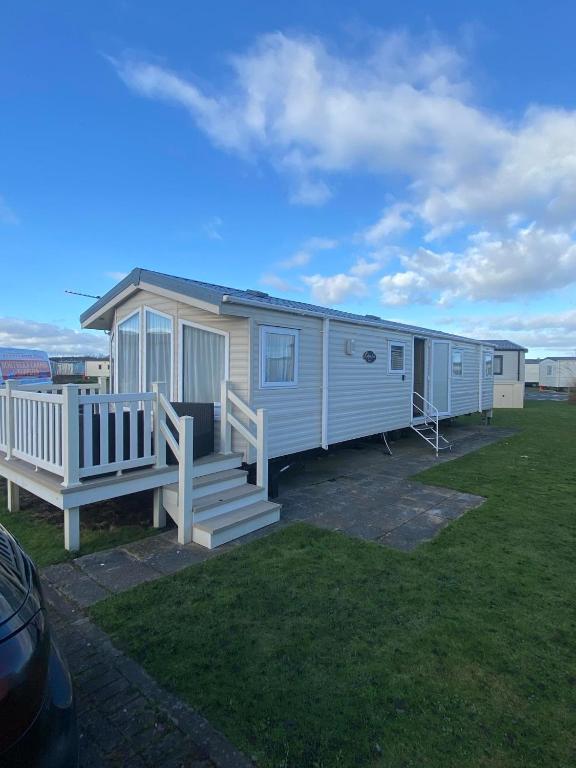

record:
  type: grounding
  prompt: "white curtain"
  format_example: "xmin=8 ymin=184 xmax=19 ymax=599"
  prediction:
xmin=265 ymin=332 xmax=295 ymax=383
xmin=117 ymin=314 xmax=140 ymax=393
xmin=146 ymin=311 xmax=172 ymax=393
xmin=182 ymin=325 xmax=225 ymax=402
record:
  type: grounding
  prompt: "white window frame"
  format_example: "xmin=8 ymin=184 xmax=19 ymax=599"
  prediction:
xmin=388 ymin=341 xmax=406 ymax=374
xmin=546 ymin=365 xmax=553 ymax=376
xmin=259 ymin=325 xmax=300 ymax=389
xmin=484 ymin=351 xmax=494 ymax=377
xmin=451 ymin=348 xmax=463 ymax=377
xmin=142 ymin=306 xmax=174 ymax=397
xmin=178 ymin=320 xmax=230 ymax=402
xmin=493 ymin=354 xmax=504 ymax=376
xmin=114 ymin=308 xmax=142 ymax=394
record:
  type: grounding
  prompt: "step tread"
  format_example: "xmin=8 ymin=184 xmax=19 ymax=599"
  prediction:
xmin=194 ymin=451 xmax=243 ymax=466
xmin=193 ymin=483 xmax=263 ymax=512
xmin=163 ymin=468 xmax=248 ymax=496
xmin=194 ymin=500 xmax=282 ymax=534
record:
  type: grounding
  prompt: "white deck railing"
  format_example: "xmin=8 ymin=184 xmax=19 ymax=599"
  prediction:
xmin=220 ymin=380 xmax=268 ymax=493
xmin=1 ymin=379 xmax=268 ymax=547
xmin=0 ymin=382 xmax=159 ymax=485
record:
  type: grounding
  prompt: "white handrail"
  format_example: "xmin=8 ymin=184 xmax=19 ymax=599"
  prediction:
xmin=153 ymin=382 xmax=194 ymax=545
xmin=220 ymin=380 xmax=268 ymax=493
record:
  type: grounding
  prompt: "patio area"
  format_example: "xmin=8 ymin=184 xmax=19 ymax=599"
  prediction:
xmin=42 ymin=419 xmax=513 ymax=609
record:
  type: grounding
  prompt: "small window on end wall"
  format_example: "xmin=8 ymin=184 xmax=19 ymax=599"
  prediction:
xmin=388 ymin=342 xmax=405 ymax=373
xmin=452 ymin=349 xmax=463 ymax=376
xmin=484 ymin=351 xmax=493 ymax=377
xmin=493 ymin=355 xmax=503 ymax=375
xmin=260 ymin=326 xmax=299 ymax=387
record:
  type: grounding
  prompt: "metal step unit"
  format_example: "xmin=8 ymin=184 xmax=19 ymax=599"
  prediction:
xmin=411 ymin=393 xmax=453 ymax=457
xmin=161 ymin=452 xmax=281 ymax=549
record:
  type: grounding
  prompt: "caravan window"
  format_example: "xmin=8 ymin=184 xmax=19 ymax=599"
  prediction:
xmin=452 ymin=349 xmax=463 ymax=377
xmin=494 ymin=355 xmax=503 ymax=375
xmin=145 ymin=309 xmax=173 ymax=393
xmin=388 ymin=342 xmax=405 ymax=373
xmin=117 ymin=312 xmax=140 ymax=393
xmin=484 ymin=352 xmax=493 ymax=377
xmin=260 ymin=326 xmax=299 ymax=387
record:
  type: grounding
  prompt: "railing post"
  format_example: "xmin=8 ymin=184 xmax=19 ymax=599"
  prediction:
xmin=97 ymin=375 xmax=108 ymax=394
xmin=5 ymin=381 xmax=14 ymax=460
xmin=220 ymin=379 xmax=232 ymax=453
xmin=178 ymin=415 xmax=194 ymax=545
xmin=152 ymin=382 xmax=167 ymax=468
xmin=61 ymin=384 xmax=80 ymax=487
xmin=256 ymin=408 xmax=268 ymax=494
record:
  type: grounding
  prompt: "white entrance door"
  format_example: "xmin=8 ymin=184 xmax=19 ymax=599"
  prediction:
xmin=431 ymin=341 xmax=450 ymax=415
xmin=180 ymin=323 xmax=227 ymax=405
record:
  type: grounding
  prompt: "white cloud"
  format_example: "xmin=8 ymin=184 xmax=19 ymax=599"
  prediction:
xmin=0 ymin=195 xmax=19 ymax=225
xmin=204 ymin=216 xmax=224 ymax=240
xmin=105 ymin=271 xmax=129 ymax=281
xmin=363 ymin=203 xmax=413 ymax=244
xmin=289 ymin=178 xmax=332 ymax=206
xmin=111 ymin=31 xmax=576 ymax=309
xmin=279 ymin=236 xmax=337 ymax=269
xmin=303 ymin=273 xmax=367 ymax=304
xmin=0 ymin=317 xmax=109 ymax=355
xmin=112 ymin=33 xmax=576 ymax=236
xmin=446 ymin=309 xmax=576 ymax=354
xmin=260 ymin=273 xmax=301 ymax=292
xmin=378 ymin=225 xmax=576 ymax=305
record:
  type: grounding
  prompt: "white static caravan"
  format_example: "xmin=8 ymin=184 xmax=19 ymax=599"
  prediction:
xmin=525 ymin=359 xmax=541 ymax=387
xmin=0 ymin=267 xmax=494 ymax=554
xmin=481 ymin=340 xmax=527 ymax=408
xmin=539 ymin=357 xmax=576 ymax=390
xmin=81 ymin=268 xmax=494 ymax=460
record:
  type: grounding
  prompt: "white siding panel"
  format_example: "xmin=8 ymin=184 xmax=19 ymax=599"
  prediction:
xmin=494 ymin=350 xmax=524 ymax=383
xmin=327 ymin=322 xmax=412 ymax=444
xmin=245 ymin=309 xmax=323 ymax=458
xmin=450 ymin=343 xmax=481 ymax=416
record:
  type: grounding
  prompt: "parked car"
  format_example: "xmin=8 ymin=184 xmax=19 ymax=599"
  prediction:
xmin=0 ymin=524 xmax=78 ymax=767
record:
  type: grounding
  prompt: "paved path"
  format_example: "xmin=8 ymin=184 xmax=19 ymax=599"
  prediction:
xmin=524 ymin=388 xmax=569 ymax=401
xmin=44 ymin=582 xmax=253 ymax=768
xmin=277 ymin=423 xmax=512 ymax=549
xmin=43 ymin=422 xmax=514 ymax=610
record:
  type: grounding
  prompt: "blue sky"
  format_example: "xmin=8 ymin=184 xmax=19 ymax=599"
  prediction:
xmin=1 ymin=0 xmax=576 ymax=356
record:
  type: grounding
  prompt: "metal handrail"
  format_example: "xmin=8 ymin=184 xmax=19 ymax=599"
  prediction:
xmin=412 ymin=391 xmax=439 ymax=455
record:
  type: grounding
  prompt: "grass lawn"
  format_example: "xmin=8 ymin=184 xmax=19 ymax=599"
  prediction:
xmin=91 ymin=402 xmax=576 ymax=768
xmin=0 ymin=488 xmax=157 ymax=567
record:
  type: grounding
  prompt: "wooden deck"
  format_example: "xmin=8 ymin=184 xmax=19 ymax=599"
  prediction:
xmin=0 ymin=380 xmax=272 ymax=552
xmin=0 ymin=449 xmax=178 ymax=510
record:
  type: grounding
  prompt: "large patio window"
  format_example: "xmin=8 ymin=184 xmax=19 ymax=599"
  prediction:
xmin=181 ymin=323 xmax=226 ymax=402
xmin=145 ymin=309 xmax=172 ymax=393
xmin=116 ymin=312 xmax=140 ymax=393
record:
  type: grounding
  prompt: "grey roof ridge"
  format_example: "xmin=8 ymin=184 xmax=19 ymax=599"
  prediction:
xmin=81 ymin=266 xmax=491 ymax=346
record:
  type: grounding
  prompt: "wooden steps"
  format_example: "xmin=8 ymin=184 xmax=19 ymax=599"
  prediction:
xmin=161 ymin=451 xmax=281 ymax=549
xmin=193 ymin=500 xmax=281 ymax=549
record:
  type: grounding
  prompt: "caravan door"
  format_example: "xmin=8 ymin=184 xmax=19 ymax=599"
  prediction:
xmin=431 ymin=341 xmax=451 ymax=416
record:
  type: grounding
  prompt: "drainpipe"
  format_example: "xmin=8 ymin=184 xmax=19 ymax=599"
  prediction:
xmin=478 ymin=345 xmax=483 ymax=412
xmin=321 ymin=318 xmax=330 ymax=449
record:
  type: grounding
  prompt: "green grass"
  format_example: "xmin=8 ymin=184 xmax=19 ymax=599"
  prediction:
xmin=0 ymin=494 xmax=155 ymax=567
xmin=91 ymin=402 xmax=576 ymax=768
